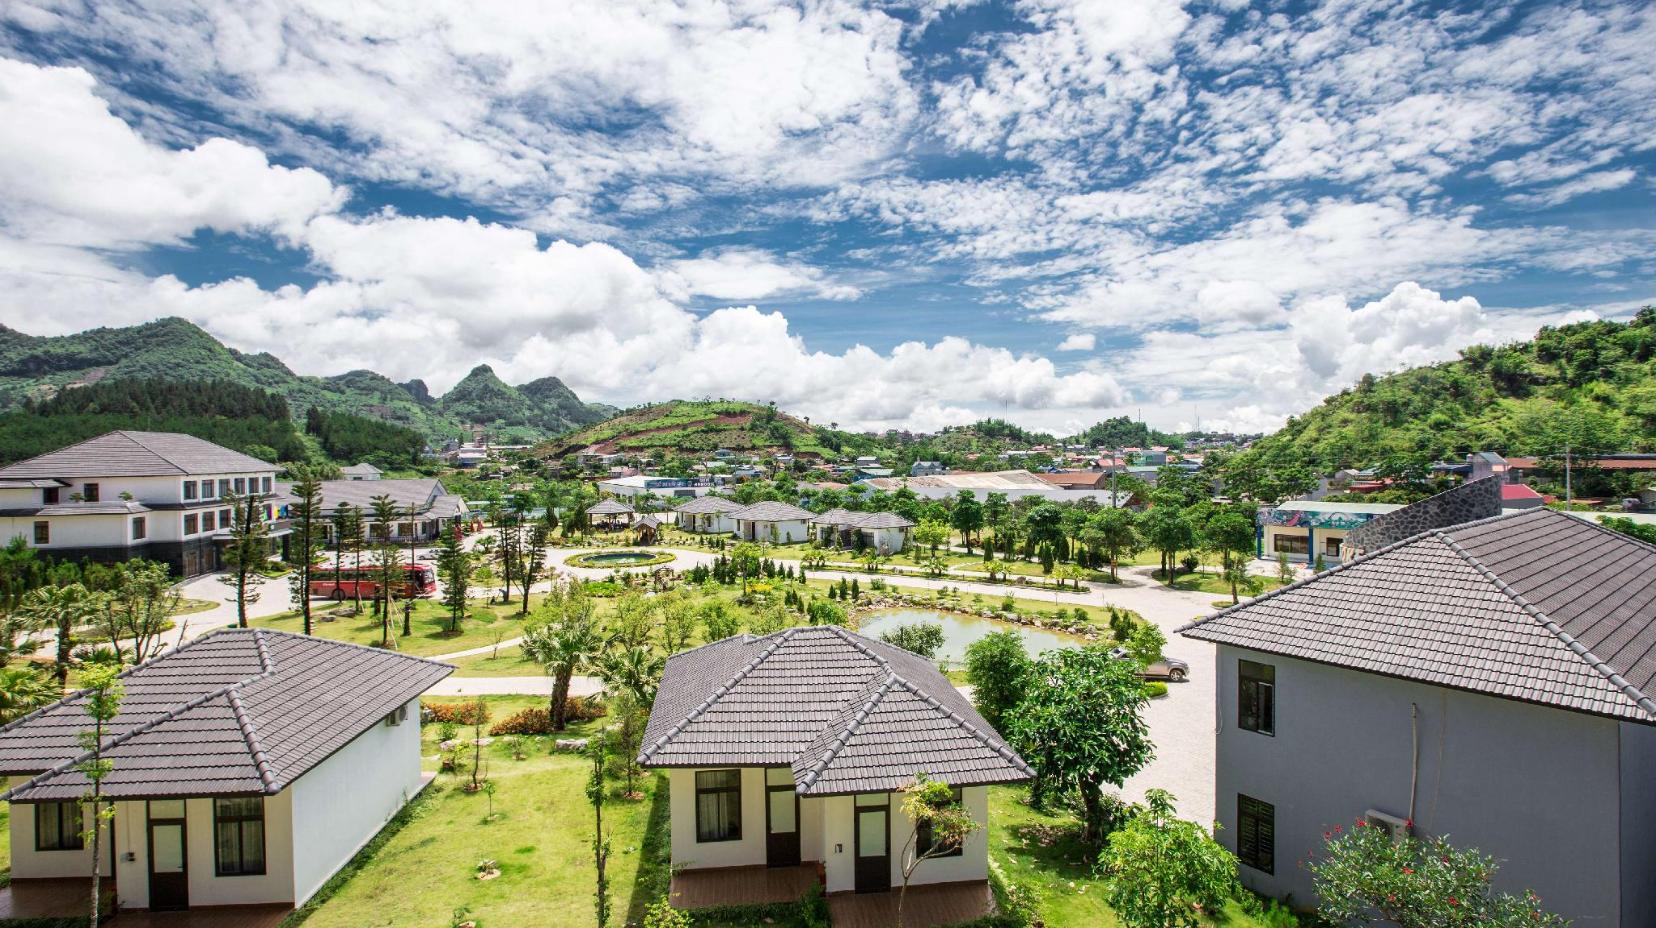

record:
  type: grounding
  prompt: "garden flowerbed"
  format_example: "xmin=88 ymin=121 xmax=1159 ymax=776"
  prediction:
xmin=563 ymin=549 xmax=676 ymax=569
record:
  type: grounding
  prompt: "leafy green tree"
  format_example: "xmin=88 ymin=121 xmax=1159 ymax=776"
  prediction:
xmin=329 ymin=503 xmax=363 ymax=611
xmin=516 ymin=522 xmax=550 ymax=615
xmin=700 ymin=601 xmax=739 ymax=641
xmin=950 ymin=492 xmax=984 ymax=552
xmin=287 ymin=472 xmax=325 ymax=635
xmin=522 ymin=589 xmax=602 ymax=730
xmin=897 ymin=776 xmax=981 ymax=928
xmin=17 ymin=583 xmax=97 ymax=687
xmin=1141 ymin=505 xmax=1197 ymax=583
xmin=1311 ymin=822 xmax=1568 ymax=928
xmin=96 ymin=560 xmax=180 ymax=662
xmin=219 ymin=490 xmax=270 ymax=628
xmin=587 ymin=730 xmax=613 ymax=928
xmin=1005 ymin=646 xmax=1153 ymax=839
xmin=913 ymin=520 xmax=949 ymax=560
xmin=963 ymin=631 xmax=1031 ymax=733
xmin=1084 ymin=508 xmax=1141 ymax=582
xmin=597 ymin=643 xmax=665 ymax=798
xmin=1099 ymin=789 xmax=1240 ymax=928
xmin=77 ymin=662 xmax=124 ymax=924
xmin=1125 ymin=623 xmax=1167 ymax=668
xmin=1204 ymin=510 xmax=1258 ymax=605
xmin=368 ymin=493 xmax=401 ymax=644
xmin=879 ymin=622 xmax=944 ymax=659
xmin=730 ymin=542 xmax=762 ymax=596
xmin=436 ymin=527 xmax=472 ymax=634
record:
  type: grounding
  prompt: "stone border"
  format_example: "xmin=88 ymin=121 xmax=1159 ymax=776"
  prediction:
xmin=563 ymin=549 xmax=677 ymax=569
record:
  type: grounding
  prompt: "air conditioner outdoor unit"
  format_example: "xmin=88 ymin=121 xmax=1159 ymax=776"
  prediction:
xmin=384 ymin=704 xmax=409 ymax=727
xmin=1365 ymin=808 xmax=1411 ymax=843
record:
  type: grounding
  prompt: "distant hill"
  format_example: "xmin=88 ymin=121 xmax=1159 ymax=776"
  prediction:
xmin=0 ymin=318 xmax=614 ymax=443
xmin=1235 ymin=308 xmax=1656 ymax=475
xmin=539 ymin=400 xmax=877 ymax=461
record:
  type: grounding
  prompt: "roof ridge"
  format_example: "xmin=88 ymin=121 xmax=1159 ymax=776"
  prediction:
xmin=1437 ymin=531 xmax=1656 ymax=720
xmin=636 ymin=627 xmax=798 ymax=765
xmin=255 ymin=627 xmax=456 ymax=671
xmin=1177 ymin=511 xmax=1527 ymax=635
xmin=795 ymin=673 xmax=898 ymax=794
xmin=226 ymin=686 xmax=282 ymax=793
xmin=826 ymin=625 xmax=892 ymax=672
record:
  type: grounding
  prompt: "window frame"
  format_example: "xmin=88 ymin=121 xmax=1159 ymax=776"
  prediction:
xmin=32 ymin=521 xmax=49 ymax=545
xmin=1239 ymin=659 xmax=1276 ymax=737
xmin=183 ymin=481 xmax=198 ymax=501
xmin=184 ymin=513 xmax=199 ymax=535
xmin=1272 ymin=533 xmax=1309 ymax=555
xmin=694 ymin=769 xmax=743 ymax=843
xmin=915 ymin=787 xmax=966 ymax=859
xmin=81 ymin=483 xmax=100 ymax=503
xmin=35 ymin=801 xmax=84 ymax=852
xmin=131 ymin=516 xmax=147 ymax=541
xmin=213 ymin=796 xmax=267 ymax=876
xmin=42 ymin=486 xmax=59 ymax=505
xmin=1236 ymin=795 xmax=1274 ymax=874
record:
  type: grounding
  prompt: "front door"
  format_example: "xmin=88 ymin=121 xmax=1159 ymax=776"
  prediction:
xmin=853 ymin=794 xmax=890 ymax=893
xmin=147 ymin=799 xmax=189 ymax=911
xmin=765 ymin=769 xmax=800 ymax=867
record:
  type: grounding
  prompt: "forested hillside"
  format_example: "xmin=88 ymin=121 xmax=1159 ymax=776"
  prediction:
xmin=0 ymin=318 xmax=612 ymax=441
xmin=1223 ymin=308 xmax=1656 ymax=497
xmin=540 ymin=400 xmax=881 ymax=462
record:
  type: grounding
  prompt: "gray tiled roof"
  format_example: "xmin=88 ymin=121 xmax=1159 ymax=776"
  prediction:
xmin=674 ymin=495 xmax=744 ymax=514
xmin=0 ymin=431 xmax=274 ymax=479
xmin=639 ymin=626 xmax=1032 ymax=795
xmin=731 ymin=501 xmax=814 ymax=522
xmin=587 ymin=498 xmax=635 ymax=515
xmin=809 ymin=509 xmax=914 ymax=530
xmin=1180 ymin=508 xmax=1656 ymax=723
xmin=0 ymin=501 xmax=151 ymax=517
xmin=637 ymin=514 xmax=662 ymax=529
xmin=340 ymin=463 xmax=383 ymax=476
xmin=0 ymin=629 xmax=451 ymax=801
xmin=293 ymin=478 xmax=453 ymax=517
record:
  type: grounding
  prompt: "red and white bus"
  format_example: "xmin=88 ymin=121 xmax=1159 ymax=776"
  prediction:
xmin=310 ymin=564 xmax=437 ymax=600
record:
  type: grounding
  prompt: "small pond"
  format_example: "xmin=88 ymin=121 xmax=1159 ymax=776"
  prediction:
xmin=569 ymin=550 xmax=668 ymax=567
xmin=856 ymin=609 xmax=1084 ymax=667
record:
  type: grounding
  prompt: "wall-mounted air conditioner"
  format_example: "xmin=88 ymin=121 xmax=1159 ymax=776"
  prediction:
xmin=1365 ymin=808 xmax=1410 ymax=843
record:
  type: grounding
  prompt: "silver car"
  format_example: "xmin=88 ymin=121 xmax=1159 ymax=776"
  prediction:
xmin=1108 ymin=646 xmax=1189 ymax=682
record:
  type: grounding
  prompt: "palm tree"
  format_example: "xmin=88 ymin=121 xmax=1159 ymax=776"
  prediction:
xmin=597 ymin=643 xmax=665 ymax=798
xmin=16 ymin=583 xmax=98 ymax=687
xmin=523 ymin=609 xmax=603 ymax=731
xmin=0 ymin=666 xmax=60 ymax=722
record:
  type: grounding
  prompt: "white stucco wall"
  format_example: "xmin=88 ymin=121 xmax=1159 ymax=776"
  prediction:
xmin=108 ymin=792 xmax=297 ymax=909
xmin=667 ymin=767 xmax=770 ymax=869
xmin=289 ymin=697 xmax=426 ymax=905
xmin=0 ymin=512 xmax=134 ymax=549
xmin=867 ymin=527 xmax=909 ymax=554
xmin=821 ymin=794 xmax=856 ymax=893
xmin=7 ymin=795 xmax=111 ymax=879
xmin=817 ymin=787 xmax=989 ymax=893
xmin=740 ymin=519 xmax=808 ymax=543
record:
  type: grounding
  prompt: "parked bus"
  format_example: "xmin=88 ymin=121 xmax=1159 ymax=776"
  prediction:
xmin=310 ymin=564 xmax=437 ymax=600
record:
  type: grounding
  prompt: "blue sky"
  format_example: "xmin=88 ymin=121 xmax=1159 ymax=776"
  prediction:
xmin=0 ymin=0 xmax=1651 ymax=433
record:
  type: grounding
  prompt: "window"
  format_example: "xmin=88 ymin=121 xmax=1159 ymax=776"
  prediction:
xmin=1239 ymin=660 xmax=1275 ymax=736
xmin=201 ymin=479 xmax=216 ymax=499
xmin=33 ymin=521 xmax=49 ymax=545
xmin=214 ymin=797 xmax=266 ymax=876
xmin=220 ymin=508 xmax=231 ymax=528
xmin=81 ymin=483 xmax=100 ymax=502
xmin=694 ymin=769 xmax=742 ymax=842
xmin=1236 ymin=795 xmax=1274 ymax=874
xmin=184 ymin=513 xmax=199 ymax=535
xmin=1273 ymin=533 xmax=1308 ymax=555
xmin=233 ymin=478 xmax=246 ymax=495
xmin=183 ymin=481 xmax=198 ymax=501
xmin=202 ymin=511 xmax=216 ymax=532
xmin=916 ymin=787 xmax=966 ymax=858
xmin=42 ymin=486 xmax=59 ymax=505
xmin=1325 ymin=536 xmax=1343 ymax=556
xmin=36 ymin=802 xmax=84 ymax=851
xmin=218 ymin=479 xmax=231 ymax=498
xmin=261 ymin=477 xmax=272 ymax=495
xmin=131 ymin=517 xmax=146 ymax=540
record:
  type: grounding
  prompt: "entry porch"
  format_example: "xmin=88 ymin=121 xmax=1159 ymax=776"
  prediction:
xmin=0 ymin=878 xmax=287 ymax=927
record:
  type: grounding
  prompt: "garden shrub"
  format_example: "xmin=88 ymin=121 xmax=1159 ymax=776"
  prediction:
xmin=1144 ymin=681 xmax=1169 ymax=699
xmin=487 ymin=697 xmax=606 ymax=735
xmin=425 ymin=702 xmax=488 ymax=725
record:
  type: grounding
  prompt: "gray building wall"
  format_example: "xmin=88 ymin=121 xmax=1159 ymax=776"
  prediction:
xmin=1213 ymin=645 xmax=1644 ymax=926
xmin=1619 ymin=721 xmax=1656 ymax=923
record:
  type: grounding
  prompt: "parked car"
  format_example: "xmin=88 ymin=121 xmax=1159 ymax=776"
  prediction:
xmin=1108 ymin=646 xmax=1189 ymax=682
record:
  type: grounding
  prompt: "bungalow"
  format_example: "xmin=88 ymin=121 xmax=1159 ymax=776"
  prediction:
xmin=730 ymin=501 xmax=814 ymax=543
xmin=809 ymin=509 xmax=915 ymax=554
xmin=0 ymin=431 xmax=284 ymax=578
xmin=0 ymin=628 xmax=451 ymax=913
xmin=639 ymin=626 xmax=1032 ymax=901
xmin=339 ymin=463 xmax=382 ymax=481
xmin=1180 ymin=507 xmax=1656 ymax=926
xmin=299 ymin=477 xmax=468 ymax=543
xmin=675 ymin=495 xmax=744 ymax=535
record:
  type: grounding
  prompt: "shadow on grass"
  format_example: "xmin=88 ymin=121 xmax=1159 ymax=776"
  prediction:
xmin=1002 ymin=819 xmax=1099 ymax=882
xmin=625 ymin=772 xmax=672 ymax=924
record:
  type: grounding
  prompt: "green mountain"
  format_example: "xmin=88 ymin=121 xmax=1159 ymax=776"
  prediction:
xmin=540 ymin=400 xmax=879 ymax=461
xmin=1234 ymin=308 xmax=1656 ymax=476
xmin=0 ymin=318 xmax=613 ymax=443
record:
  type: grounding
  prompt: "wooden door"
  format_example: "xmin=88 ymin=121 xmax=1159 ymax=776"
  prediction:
xmin=147 ymin=800 xmax=188 ymax=911
xmin=853 ymin=795 xmax=889 ymax=893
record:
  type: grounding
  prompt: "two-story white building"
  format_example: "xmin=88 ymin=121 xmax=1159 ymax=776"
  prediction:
xmin=0 ymin=431 xmax=284 ymax=577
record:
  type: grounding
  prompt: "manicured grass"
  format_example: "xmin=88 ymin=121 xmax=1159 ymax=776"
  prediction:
xmin=253 ymin=599 xmax=529 ymax=658
xmin=289 ymin=702 xmax=666 ymax=928
xmin=0 ymin=801 xmax=9 ymax=875
xmin=446 ymin=645 xmax=542 ymax=677
xmin=168 ymin=597 xmax=220 ymax=617
xmin=989 ymin=786 xmax=1267 ymax=928
xmin=1151 ymin=570 xmax=1288 ymax=599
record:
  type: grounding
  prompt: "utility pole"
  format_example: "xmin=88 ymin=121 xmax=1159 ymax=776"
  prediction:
xmin=1565 ymin=441 xmax=1573 ymax=510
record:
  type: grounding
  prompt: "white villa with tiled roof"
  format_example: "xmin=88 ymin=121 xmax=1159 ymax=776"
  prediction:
xmin=809 ymin=509 xmax=915 ymax=554
xmin=729 ymin=501 xmax=814 ymax=543
xmin=0 ymin=431 xmax=283 ymax=577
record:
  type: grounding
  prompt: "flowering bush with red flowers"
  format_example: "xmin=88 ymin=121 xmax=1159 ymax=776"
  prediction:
xmin=1309 ymin=820 xmax=1568 ymax=927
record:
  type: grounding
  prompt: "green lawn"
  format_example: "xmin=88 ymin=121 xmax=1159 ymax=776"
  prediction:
xmin=1150 ymin=570 xmax=1289 ymax=599
xmin=287 ymin=699 xmax=668 ymax=928
xmin=253 ymin=599 xmax=531 ymax=658
xmin=446 ymin=645 xmax=542 ymax=677
xmin=989 ymin=787 xmax=1268 ymax=928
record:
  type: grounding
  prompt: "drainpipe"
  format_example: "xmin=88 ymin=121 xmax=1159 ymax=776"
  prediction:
xmin=1408 ymin=702 xmax=1419 ymax=828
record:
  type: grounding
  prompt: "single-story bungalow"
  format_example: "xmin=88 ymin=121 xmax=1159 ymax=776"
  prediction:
xmin=730 ymin=501 xmax=814 ymax=543
xmin=0 ymin=628 xmax=451 ymax=913
xmin=675 ymin=495 xmax=745 ymax=535
xmin=809 ymin=509 xmax=915 ymax=554
xmin=639 ymin=626 xmax=1032 ymax=901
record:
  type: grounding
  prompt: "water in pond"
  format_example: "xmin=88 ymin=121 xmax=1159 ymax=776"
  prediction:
xmin=856 ymin=609 xmax=1083 ymax=667
xmin=581 ymin=551 xmax=659 ymax=566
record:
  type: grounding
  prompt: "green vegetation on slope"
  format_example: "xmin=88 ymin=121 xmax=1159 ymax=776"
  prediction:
xmin=0 ymin=318 xmax=611 ymax=443
xmin=1229 ymin=308 xmax=1656 ymax=482
xmin=542 ymin=399 xmax=881 ymax=460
